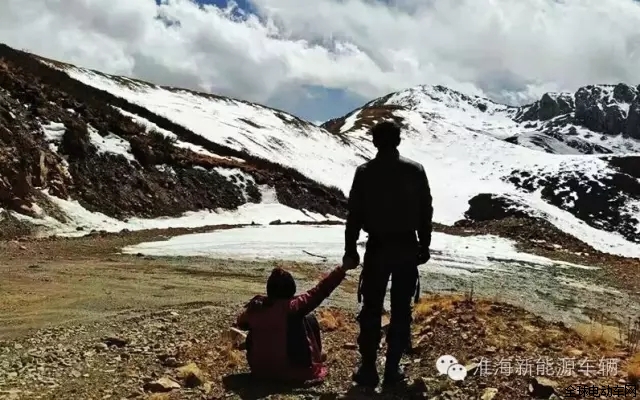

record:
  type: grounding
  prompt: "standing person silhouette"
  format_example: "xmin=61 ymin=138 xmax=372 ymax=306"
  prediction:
xmin=343 ymin=120 xmax=433 ymax=388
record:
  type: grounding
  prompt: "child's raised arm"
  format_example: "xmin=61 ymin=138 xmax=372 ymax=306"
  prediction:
xmin=289 ymin=266 xmax=347 ymax=316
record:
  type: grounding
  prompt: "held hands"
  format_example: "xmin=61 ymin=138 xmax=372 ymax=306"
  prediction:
xmin=341 ymin=251 xmax=360 ymax=271
xmin=417 ymin=245 xmax=430 ymax=265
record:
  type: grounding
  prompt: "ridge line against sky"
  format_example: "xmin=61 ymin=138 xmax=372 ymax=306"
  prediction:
xmin=1 ymin=0 xmax=640 ymax=122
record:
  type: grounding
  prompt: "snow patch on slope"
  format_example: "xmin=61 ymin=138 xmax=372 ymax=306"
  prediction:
xmin=87 ymin=127 xmax=135 ymax=162
xmin=11 ymin=186 xmax=340 ymax=238
xmin=213 ymin=167 xmax=255 ymax=202
xmin=41 ymin=121 xmax=65 ymax=153
xmin=340 ymin=110 xmax=360 ymax=134
xmin=41 ymin=121 xmax=136 ymax=162
xmin=114 ymin=107 xmax=243 ymax=161
xmin=62 ymin=66 xmax=363 ymax=192
xmin=561 ymin=124 xmax=640 ymax=154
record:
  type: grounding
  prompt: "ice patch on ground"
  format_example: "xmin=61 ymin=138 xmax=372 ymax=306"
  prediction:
xmin=557 ymin=276 xmax=622 ymax=295
xmin=120 ymin=224 xmax=635 ymax=326
xmin=122 ymin=225 xmax=590 ymax=271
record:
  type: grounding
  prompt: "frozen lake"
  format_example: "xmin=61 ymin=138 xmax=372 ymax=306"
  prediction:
xmin=123 ymin=225 xmax=639 ymax=325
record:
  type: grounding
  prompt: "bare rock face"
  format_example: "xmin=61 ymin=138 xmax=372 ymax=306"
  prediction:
xmin=627 ymin=98 xmax=640 ymax=139
xmin=613 ymin=83 xmax=637 ymax=104
xmin=575 ymin=86 xmax=623 ymax=135
xmin=464 ymin=194 xmax=530 ymax=222
xmin=518 ymin=93 xmax=574 ymax=122
xmin=516 ymin=83 xmax=640 ymax=143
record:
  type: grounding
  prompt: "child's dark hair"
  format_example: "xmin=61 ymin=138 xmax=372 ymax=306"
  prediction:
xmin=266 ymin=267 xmax=297 ymax=299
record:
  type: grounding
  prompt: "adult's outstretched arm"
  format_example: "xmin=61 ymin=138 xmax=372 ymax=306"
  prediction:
xmin=345 ymin=166 xmax=365 ymax=256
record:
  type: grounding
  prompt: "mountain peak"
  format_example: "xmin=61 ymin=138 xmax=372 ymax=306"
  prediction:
xmin=324 ymin=81 xmax=640 ymax=153
xmin=366 ymin=84 xmax=511 ymax=115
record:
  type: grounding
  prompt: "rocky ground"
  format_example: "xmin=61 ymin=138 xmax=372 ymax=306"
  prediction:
xmin=0 ymin=294 xmax=636 ymax=400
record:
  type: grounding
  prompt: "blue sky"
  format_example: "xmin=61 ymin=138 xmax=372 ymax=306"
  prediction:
xmin=267 ymin=86 xmax=367 ymax=124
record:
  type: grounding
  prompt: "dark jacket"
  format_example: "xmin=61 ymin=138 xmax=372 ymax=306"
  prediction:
xmin=345 ymin=149 xmax=433 ymax=254
xmin=236 ymin=267 xmax=346 ymax=381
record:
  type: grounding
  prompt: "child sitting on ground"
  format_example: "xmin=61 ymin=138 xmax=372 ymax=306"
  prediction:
xmin=235 ymin=264 xmax=354 ymax=383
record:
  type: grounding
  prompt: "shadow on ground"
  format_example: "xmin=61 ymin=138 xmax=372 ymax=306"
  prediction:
xmin=222 ymin=373 xmax=425 ymax=399
xmin=222 ymin=373 xmax=324 ymax=399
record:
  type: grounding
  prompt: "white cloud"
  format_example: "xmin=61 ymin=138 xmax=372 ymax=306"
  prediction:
xmin=1 ymin=0 xmax=639 ymax=120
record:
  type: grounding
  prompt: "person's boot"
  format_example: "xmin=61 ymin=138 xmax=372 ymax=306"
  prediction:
xmin=352 ymin=359 xmax=379 ymax=388
xmin=382 ymin=350 xmax=407 ymax=387
xmin=382 ymin=363 xmax=406 ymax=387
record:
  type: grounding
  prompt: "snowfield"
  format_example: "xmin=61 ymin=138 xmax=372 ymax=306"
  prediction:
xmin=31 ymin=64 xmax=638 ymax=258
xmin=122 ymin=225 xmax=589 ymax=270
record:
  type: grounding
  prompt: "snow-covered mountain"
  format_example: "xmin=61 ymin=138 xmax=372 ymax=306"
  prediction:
xmin=0 ymin=44 xmax=638 ymax=258
xmin=322 ymin=85 xmax=640 ymax=257
xmin=0 ymin=44 xmax=348 ymax=238
xmin=324 ymin=84 xmax=640 ymax=155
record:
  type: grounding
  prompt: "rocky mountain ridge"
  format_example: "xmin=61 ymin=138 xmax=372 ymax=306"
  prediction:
xmin=516 ymin=84 xmax=640 ymax=137
xmin=511 ymin=84 xmax=640 ymax=154
xmin=0 ymin=44 xmax=346 ymax=237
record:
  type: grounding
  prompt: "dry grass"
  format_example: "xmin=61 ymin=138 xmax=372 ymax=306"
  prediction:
xmin=177 ymin=333 xmax=246 ymax=394
xmin=318 ymin=308 xmax=347 ymax=331
xmin=413 ymin=293 xmax=466 ymax=322
xmin=618 ymin=316 xmax=640 ymax=353
xmin=626 ymin=352 xmax=640 ymax=386
xmin=220 ymin=340 xmax=245 ymax=369
xmin=574 ymin=320 xmax=620 ymax=350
